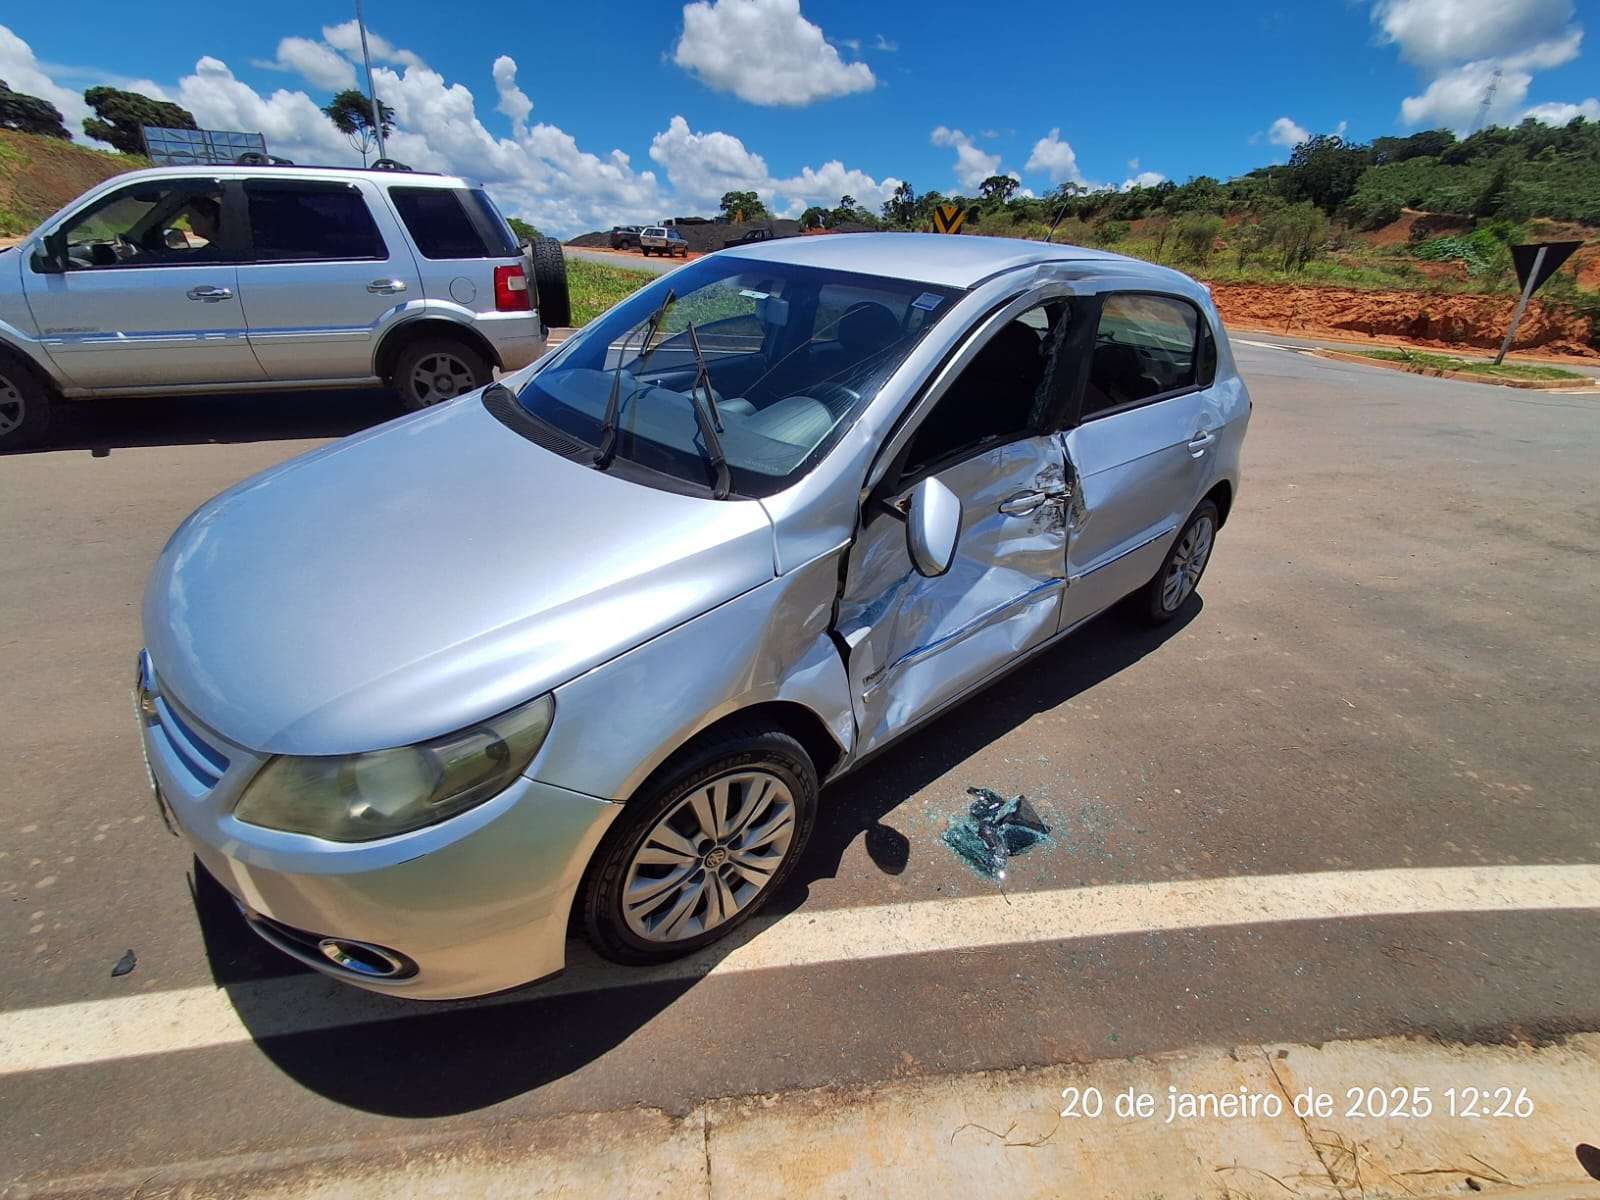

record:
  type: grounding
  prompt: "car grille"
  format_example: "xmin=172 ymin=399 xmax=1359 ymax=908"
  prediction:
xmin=149 ymin=693 xmax=231 ymax=793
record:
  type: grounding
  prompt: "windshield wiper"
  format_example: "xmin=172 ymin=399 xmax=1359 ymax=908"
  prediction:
xmin=594 ymin=289 xmax=674 ymax=470
xmin=684 ymin=320 xmax=732 ymax=500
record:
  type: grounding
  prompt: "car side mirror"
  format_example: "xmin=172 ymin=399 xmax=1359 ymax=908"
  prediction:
xmin=34 ymin=231 xmax=68 ymax=274
xmin=906 ymin=476 xmax=962 ymax=577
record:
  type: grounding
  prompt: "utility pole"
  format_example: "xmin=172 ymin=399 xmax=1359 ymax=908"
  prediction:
xmin=354 ymin=0 xmax=388 ymax=163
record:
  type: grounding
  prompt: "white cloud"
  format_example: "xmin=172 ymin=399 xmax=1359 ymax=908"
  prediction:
xmin=1399 ymin=59 xmax=1532 ymax=128
xmin=1373 ymin=0 xmax=1578 ymax=68
xmin=873 ymin=34 xmax=898 ymax=52
xmin=1267 ymin=116 xmax=1309 ymax=147
xmin=1523 ymin=97 xmax=1600 ymax=123
xmin=177 ymin=56 xmax=351 ymax=164
xmin=1121 ymin=171 xmax=1166 ymax=191
xmin=1024 ymin=127 xmax=1086 ymax=185
xmin=649 ymin=114 xmax=899 ymax=215
xmin=672 ymin=0 xmax=876 ymax=106
xmin=253 ymin=36 xmax=356 ymax=92
xmin=1374 ymin=0 xmax=1587 ymax=132
xmin=0 ymin=23 xmax=100 ymax=142
xmin=932 ymin=125 xmax=1002 ymax=190
xmin=491 ymin=55 xmax=532 ymax=132
xmin=321 ymin=19 xmax=426 ymax=70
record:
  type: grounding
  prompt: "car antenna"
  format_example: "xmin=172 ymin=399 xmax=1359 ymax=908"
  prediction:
xmin=1044 ymin=204 xmax=1068 ymax=244
xmin=595 ymin=289 xmax=674 ymax=470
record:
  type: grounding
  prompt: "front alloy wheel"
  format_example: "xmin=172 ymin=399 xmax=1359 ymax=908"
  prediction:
xmin=622 ymin=770 xmax=796 ymax=943
xmin=582 ymin=726 xmax=817 ymax=964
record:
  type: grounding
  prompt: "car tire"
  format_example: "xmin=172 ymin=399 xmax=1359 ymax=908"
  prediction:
xmin=1131 ymin=499 xmax=1219 ymax=625
xmin=580 ymin=724 xmax=818 ymax=965
xmin=0 ymin=352 xmax=52 ymax=452
xmin=529 ymin=236 xmax=571 ymax=329
xmin=390 ymin=336 xmax=491 ymax=411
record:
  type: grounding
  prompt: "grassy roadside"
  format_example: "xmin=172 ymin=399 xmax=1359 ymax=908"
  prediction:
xmin=1350 ymin=348 xmax=1587 ymax=381
xmin=566 ymin=258 xmax=657 ymax=326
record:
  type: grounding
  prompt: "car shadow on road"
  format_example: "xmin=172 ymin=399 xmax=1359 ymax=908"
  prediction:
xmin=1 ymin=389 xmax=398 ymax=455
xmin=194 ymin=599 xmax=1199 ymax=1117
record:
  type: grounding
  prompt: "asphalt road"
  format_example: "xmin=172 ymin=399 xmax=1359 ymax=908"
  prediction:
xmin=2 ymin=340 xmax=1598 ymax=1190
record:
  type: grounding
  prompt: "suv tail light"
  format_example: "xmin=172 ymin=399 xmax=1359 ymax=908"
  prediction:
xmin=494 ymin=264 xmax=531 ymax=312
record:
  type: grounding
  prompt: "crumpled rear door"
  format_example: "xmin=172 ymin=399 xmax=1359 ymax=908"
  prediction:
xmin=835 ymin=435 xmax=1069 ymax=758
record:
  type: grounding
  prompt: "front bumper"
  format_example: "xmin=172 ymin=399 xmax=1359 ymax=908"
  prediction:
xmin=137 ymin=654 xmax=620 ymax=1000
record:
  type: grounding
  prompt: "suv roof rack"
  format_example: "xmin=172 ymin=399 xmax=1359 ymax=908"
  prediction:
xmin=225 ymin=154 xmax=435 ymax=176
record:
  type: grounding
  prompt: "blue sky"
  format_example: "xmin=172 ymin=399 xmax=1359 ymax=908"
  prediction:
xmin=3 ymin=1 xmax=1597 ymax=235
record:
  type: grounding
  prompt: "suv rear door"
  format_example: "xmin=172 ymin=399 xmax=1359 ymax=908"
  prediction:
xmin=233 ymin=177 xmax=420 ymax=381
xmin=23 ymin=176 xmax=265 ymax=389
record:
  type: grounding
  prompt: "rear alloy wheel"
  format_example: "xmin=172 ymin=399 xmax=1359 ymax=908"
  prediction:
xmin=0 ymin=357 xmax=51 ymax=451
xmin=582 ymin=727 xmax=817 ymax=964
xmin=391 ymin=338 xmax=490 ymax=411
xmin=1133 ymin=499 xmax=1218 ymax=624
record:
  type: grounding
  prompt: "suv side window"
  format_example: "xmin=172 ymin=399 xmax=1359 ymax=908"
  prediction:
xmin=54 ymin=180 xmax=228 ymax=270
xmin=243 ymin=180 xmax=386 ymax=261
xmin=900 ymin=299 xmax=1074 ymax=479
xmin=389 ymin=187 xmax=491 ymax=259
xmin=1082 ymin=293 xmax=1200 ymax=419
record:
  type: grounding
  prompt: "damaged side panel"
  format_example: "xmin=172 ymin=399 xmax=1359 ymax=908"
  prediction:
xmin=835 ymin=435 xmax=1069 ymax=759
xmin=533 ymin=550 xmax=854 ymax=801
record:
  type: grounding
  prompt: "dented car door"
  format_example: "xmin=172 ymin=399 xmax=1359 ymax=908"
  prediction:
xmin=835 ymin=295 xmax=1080 ymax=758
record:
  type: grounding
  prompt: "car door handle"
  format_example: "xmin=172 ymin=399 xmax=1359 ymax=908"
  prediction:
xmin=186 ymin=285 xmax=233 ymax=302
xmin=1188 ymin=430 xmax=1217 ymax=455
xmin=367 ymin=279 xmax=408 ymax=294
xmin=999 ymin=491 xmax=1048 ymax=516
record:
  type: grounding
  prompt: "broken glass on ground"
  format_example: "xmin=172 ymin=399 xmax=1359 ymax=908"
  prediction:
xmin=941 ymin=787 xmax=1051 ymax=882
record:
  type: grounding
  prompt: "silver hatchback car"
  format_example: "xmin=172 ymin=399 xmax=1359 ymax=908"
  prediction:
xmin=139 ymin=233 xmax=1249 ymax=999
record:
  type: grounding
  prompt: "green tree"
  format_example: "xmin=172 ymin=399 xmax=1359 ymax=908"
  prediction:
xmin=506 ymin=217 xmax=541 ymax=244
xmin=0 ymin=80 xmax=69 ymax=139
xmin=1173 ymin=213 xmax=1223 ymax=264
xmin=978 ymin=174 xmax=1019 ymax=204
xmin=719 ymin=190 xmax=770 ymax=222
xmin=1264 ymin=202 xmax=1327 ymax=271
xmin=799 ymin=205 xmax=829 ymax=230
xmin=882 ymin=179 xmax=917 ymax=227
xmin=82 ymin=86 xmax=197 ymax=155
xmin=322 ymin=89 xmax=396 ymax=166
xmin=1279 ymin=133 xmax=1372 ymax=214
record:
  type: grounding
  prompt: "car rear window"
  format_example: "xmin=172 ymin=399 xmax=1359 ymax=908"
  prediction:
xmin=389 ymin=187 xmax=515 ymax=259
xmin=243 ymin=181 xmax=386 ymax=262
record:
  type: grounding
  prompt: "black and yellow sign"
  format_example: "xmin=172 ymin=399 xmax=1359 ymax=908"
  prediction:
xmin=930 ymin=204 xmax=969 ymax=235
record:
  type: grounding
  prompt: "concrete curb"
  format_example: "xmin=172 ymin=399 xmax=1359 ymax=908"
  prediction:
xmin=1310 ymin=348 xmax=1596 ymax=389
xmin=17 ymin=1033 xmax=1599 ymax=1199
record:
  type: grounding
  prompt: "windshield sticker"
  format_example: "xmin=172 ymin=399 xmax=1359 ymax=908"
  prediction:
xmin=911 ymin=292 xmax=944 ymax=312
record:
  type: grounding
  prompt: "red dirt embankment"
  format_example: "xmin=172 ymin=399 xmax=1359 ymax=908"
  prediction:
xmin=1209 ymin=284 xmax=1597 ymax=358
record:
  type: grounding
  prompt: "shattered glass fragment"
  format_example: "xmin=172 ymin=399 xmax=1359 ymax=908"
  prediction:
xmin=941 ymin=787 xmax=1051 ymax=881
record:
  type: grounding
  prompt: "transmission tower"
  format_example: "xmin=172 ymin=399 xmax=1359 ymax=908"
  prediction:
xmin=1471 ymin=68 xmax=1503 ymax=134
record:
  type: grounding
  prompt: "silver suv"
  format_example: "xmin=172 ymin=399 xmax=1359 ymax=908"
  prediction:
xmin=0 ymin=163 xmax=560 ymax=448
xmin=139 ymin=233 xmax=1250 ymax=999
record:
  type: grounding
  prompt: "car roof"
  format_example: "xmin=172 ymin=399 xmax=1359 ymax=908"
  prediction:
xmin=716 ymin=231 xmax=1174 ymax=289
xmin=109 ymin=165 xmax=470 ymax=190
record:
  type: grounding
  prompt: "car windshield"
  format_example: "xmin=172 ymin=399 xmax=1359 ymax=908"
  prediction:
xmin=514 ymin=256 xmax=960 ymax=497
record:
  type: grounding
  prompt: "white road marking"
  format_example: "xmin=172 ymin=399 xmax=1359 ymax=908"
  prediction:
xmin=3 ymin=864 xmax=1596 ymax=1077
xmin=1232 ymin=338 xmax=1310 ymax=352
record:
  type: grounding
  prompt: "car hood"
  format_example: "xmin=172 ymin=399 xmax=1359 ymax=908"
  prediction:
xmin=143 ymin=396 xmax=776 ymax=756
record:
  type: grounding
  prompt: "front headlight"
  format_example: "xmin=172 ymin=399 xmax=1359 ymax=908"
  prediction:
xmin=233 ymin=695 xmax=554 ymax=842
